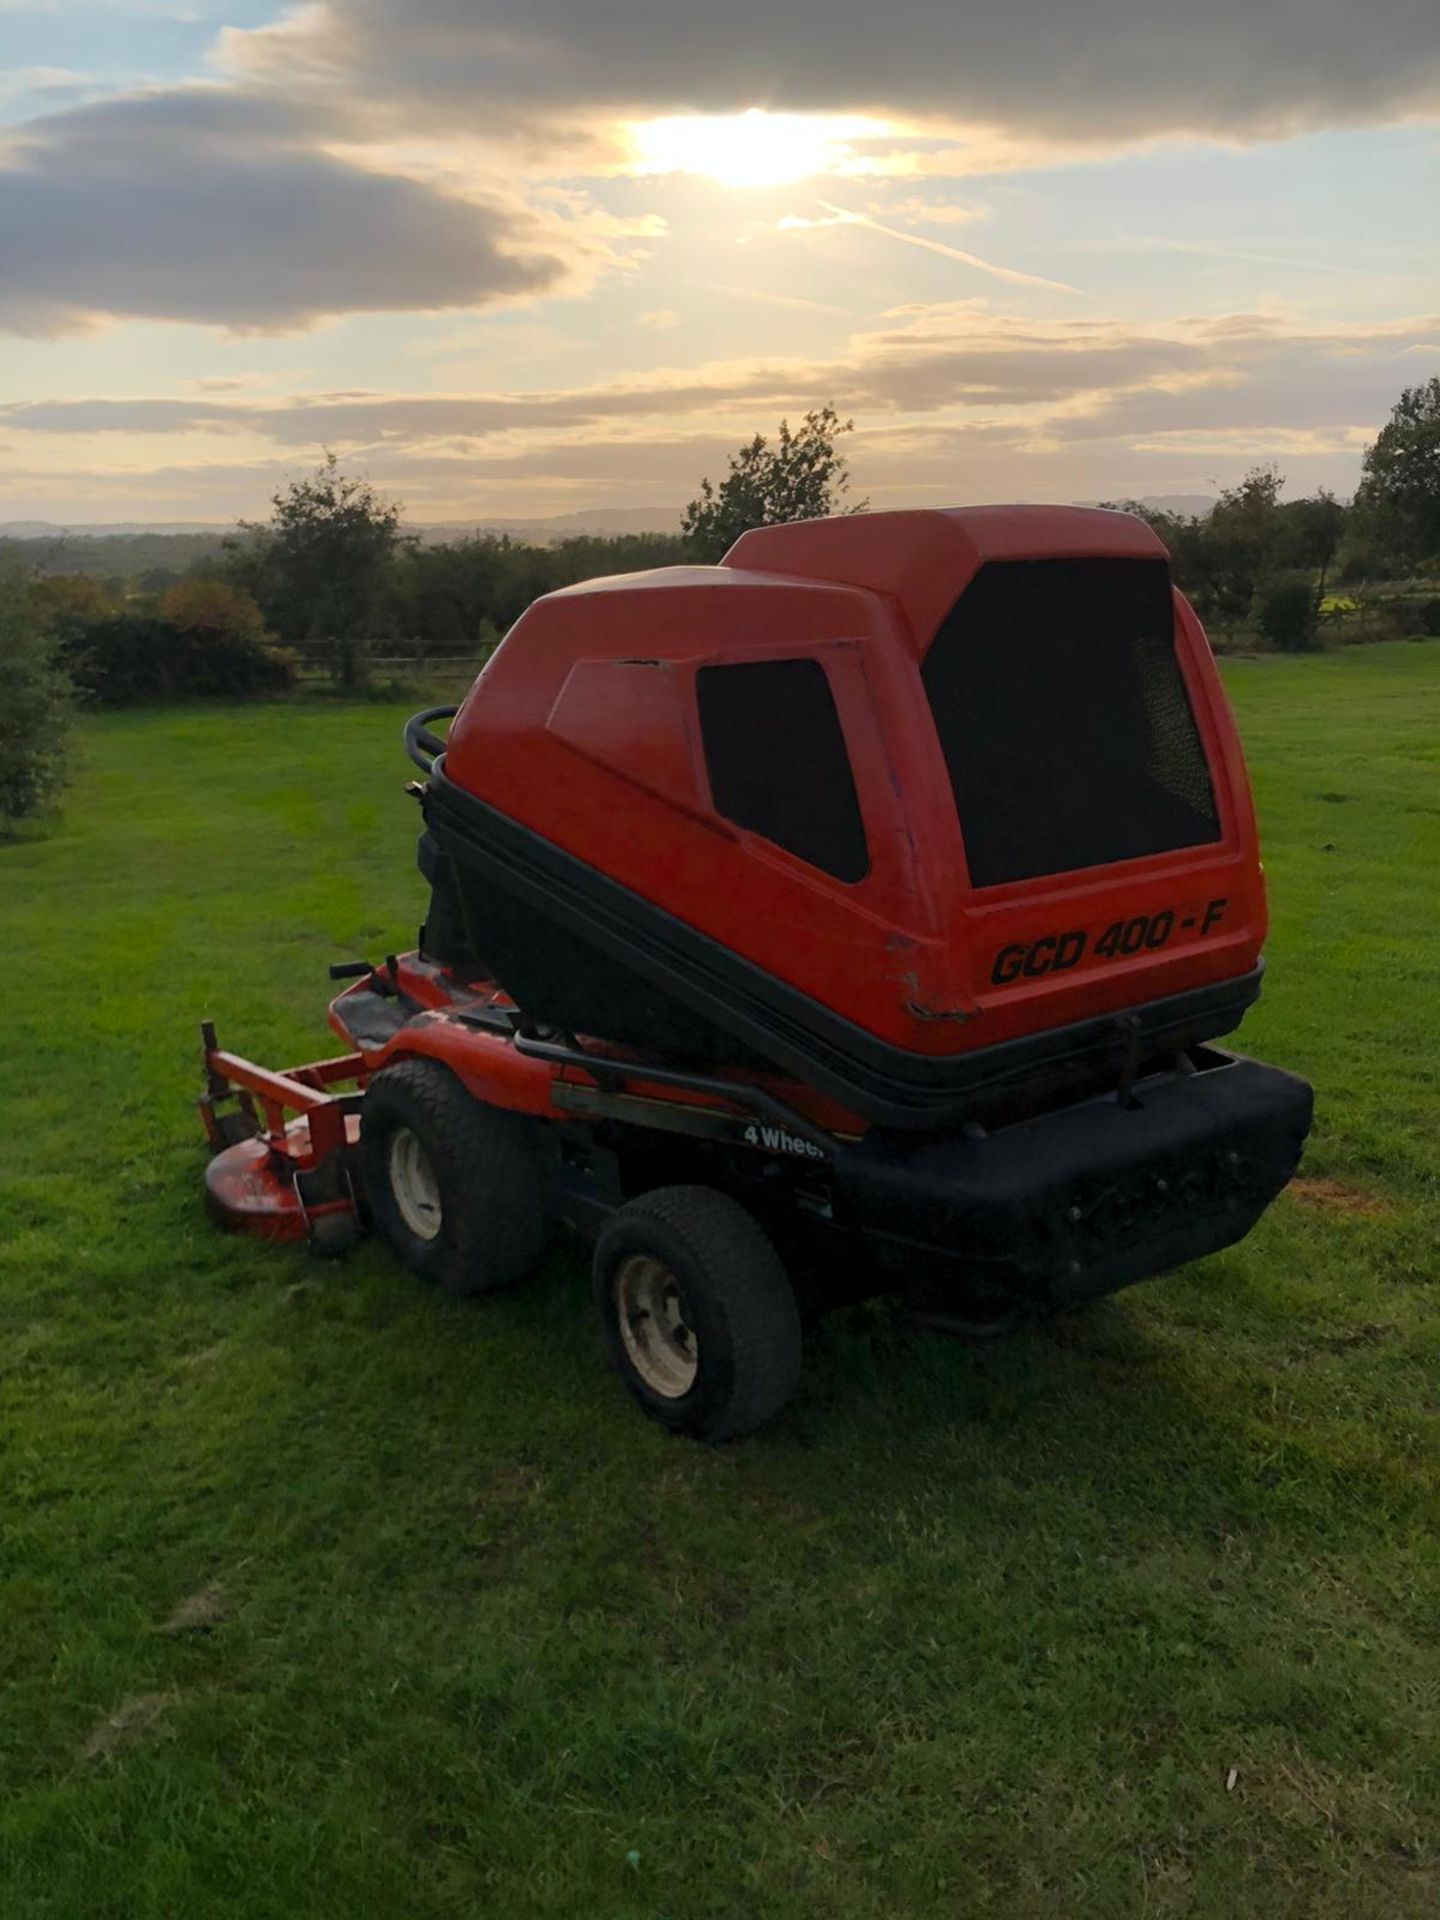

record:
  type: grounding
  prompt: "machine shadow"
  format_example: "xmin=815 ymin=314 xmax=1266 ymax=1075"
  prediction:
xmin=499 ymin=1240 xmax=1297 ymax=1559
xmin=759 ymin=1274 xmax=1345 ymax=1553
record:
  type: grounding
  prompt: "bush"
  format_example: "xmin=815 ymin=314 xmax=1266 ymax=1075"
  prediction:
xmin=1421 ymin=598 xmax=1440 ymax=637
xmin=60 ymin=611 xmax=297 ymax=705
xmin=1255 ymin=573 xmax=1321 ymax=653
xmin=0 ymin=566 xmax=71 ymax=823
xmin=1375 ymin=596 xmax=1427 ymax=639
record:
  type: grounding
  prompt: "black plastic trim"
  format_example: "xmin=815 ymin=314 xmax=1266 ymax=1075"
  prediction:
xmin=425 ymin=763 xmax=1264 ymax=1129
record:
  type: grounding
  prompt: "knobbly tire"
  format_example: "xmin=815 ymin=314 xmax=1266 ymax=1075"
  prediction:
xmin=360 ymin=1059 xmax=558 ymax=1295
xmin=592 ymin=1185 xmax=803 ymax=1441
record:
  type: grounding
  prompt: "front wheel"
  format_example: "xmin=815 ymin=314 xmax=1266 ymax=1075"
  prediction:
xmin=360 ymin=1058 xmax=557 ymax=1295
xmin=592 ymin=1187 xmax=802 ymax=1440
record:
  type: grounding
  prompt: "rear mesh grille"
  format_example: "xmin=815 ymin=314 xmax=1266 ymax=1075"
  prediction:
xmin=921 ymin=557 xmax=1221 ymax=888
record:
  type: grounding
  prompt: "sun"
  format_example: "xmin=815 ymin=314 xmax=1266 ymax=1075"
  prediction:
xmin=625 ymin=108 xmax=887 ymax=188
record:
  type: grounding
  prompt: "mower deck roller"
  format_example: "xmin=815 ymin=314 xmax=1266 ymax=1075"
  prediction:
xmin=201 ymin=505 xmax=1313 ymax=1437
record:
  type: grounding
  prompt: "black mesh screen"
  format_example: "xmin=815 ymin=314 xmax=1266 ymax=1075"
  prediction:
xmin=922 ymin=558 xmax=1220 ymax=889
xmin=697 ymin=658 xmax=869 ymax=883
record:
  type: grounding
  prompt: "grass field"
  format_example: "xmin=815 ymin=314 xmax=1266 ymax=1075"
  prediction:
xmin=2 ymin=643 xmax=1437 ymax=1918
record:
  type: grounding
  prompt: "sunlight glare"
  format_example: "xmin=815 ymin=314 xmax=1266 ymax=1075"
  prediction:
xmin=626 ymin=108 xmax=888 ymax=188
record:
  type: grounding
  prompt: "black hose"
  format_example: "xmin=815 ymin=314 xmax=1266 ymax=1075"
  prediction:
xmin=511 ymin=1030 xmax=838 ymax=1157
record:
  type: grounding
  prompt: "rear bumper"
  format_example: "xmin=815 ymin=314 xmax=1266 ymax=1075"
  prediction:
xmin=835 ymin=1048 xmax=1313 ymax=1310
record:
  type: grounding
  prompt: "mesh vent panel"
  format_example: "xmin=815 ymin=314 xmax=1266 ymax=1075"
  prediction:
xmin=921 ymin=558 xmax=1220 ymax=889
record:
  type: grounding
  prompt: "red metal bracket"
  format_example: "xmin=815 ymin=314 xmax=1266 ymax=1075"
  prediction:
xmin=199 ymin=1022 xmax=366 ymax=1246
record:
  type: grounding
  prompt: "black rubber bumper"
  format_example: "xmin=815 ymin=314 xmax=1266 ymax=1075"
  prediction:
xmin=835 ymin=1048 xmax=1314 ymax=1310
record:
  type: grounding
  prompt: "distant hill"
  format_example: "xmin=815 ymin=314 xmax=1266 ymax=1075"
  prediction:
xmin=419 ymin=508 xmax=683 ymax=542
xmin=0 ymin=520 xmax=230 ymax=539
xmin=0 ymin=510 xmax=689 ymax=585
xmin=1078 ymin=494 xmax=1217 ymax=519
xmin=1 ymin=497 xmax=1214 ymax=584
xmin=6 ymin=499 xmax=1218 ymax=549
xmin=1 ymin=507 xmax=683 ymax=546
xmin=0 ymin=528 xmax=231 ymax=580
xmin=1137 ymin=493 xmax=1218 ymax=518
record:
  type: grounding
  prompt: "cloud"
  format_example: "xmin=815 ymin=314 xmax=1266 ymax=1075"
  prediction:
xmin=708 ymin=283 xmax=857 ymax=317
xmin=0 ymin=87 xmax=591 ymax=335
xmin=218 ymin=0 xmax=1440 ymax=149
xmin=6 ymin=303 xmax=1426 ymax=521
xmin=9 ymin=307 xmax=1434 ymax=451
xmin=0 ymin=65 xmax=93 ymax=102
xmin=0 ymin=402 xmax=1370 ymax=526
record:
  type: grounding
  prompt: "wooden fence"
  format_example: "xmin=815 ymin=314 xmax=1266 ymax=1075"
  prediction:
xmin=293 ymin=655 xmax=480 ymax=687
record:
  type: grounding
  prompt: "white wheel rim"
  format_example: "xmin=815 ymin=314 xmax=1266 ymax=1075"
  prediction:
xmin=614 ymin=1254 xmax=698 ymax=1398
xmin=388 ymin=1126 xmax=443 ymax=1241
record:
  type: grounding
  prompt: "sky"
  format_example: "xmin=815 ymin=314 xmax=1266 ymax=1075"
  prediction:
xmin=2 ymin=0 xmax=1439 ymax=525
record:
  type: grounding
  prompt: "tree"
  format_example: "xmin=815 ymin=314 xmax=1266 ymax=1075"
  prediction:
xmin=1278 ymin=489 xmax=1346 ymax=607
xmin=159 ymin=578 xmax=270 ymax=645
xmin=31 ymin=573 xmax=115 ymax=624
xmin=229 ymin=452 xmax=408 ymax=689
xmin=1354 ymin=377 xmax=1440 ymax=567
xmin=682 ymin=406 xmax=865 ymax=562
xmin=0 ymin=564 xmax=70 ymax=824
xmin=1254 ymin=573 xmax=1320 ymax=652
xmin=548 ymin=531 xmax=694 ymax=588
xmin=1204 ymin=465 xmax=1285 ymax=641
xmin=393 ymin=534 xmax=557 ymax=657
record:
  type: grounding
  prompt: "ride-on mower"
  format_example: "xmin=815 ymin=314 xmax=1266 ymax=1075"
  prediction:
xmin=200 ymin=505 xmax=1313 ymax=1438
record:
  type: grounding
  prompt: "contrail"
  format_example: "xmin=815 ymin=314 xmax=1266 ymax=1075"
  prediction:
xmin=1097 ymin=237 xmax=1361 ymax=277
xmin=707 ymin=282 xmax=858 ymax=317
xmin=816 ymin=200 xmax=1083 ymax=296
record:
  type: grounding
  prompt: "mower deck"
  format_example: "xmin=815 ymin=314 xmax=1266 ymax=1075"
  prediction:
xmin=198 ymin=1020 xmax=365 ymax=1248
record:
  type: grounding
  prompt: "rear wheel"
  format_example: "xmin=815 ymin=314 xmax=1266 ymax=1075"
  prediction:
xmin=360 ymin=1058 xmax=557 ymax=1295
xmin=593 ymin=1186 xmax=802 ymax=1440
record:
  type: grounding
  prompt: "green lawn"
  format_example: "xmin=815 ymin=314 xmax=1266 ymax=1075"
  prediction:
xmin=2 ymin=646 xmax=1437 ymax=1918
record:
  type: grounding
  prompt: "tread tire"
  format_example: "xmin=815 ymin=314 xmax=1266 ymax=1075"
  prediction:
xmin=360 ymin=1058 xmax=557 ymax=1296
xmin=593 ymin=1185 xmax=802 ymax=1440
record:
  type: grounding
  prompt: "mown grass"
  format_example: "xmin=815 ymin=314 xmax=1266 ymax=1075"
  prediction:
xmin=1 ymin=645 xmax=1437 ymax=1918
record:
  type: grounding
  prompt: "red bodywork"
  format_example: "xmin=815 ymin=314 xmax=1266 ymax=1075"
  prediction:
xmin=443 ymin=506 xmax=1263 ymax=1060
